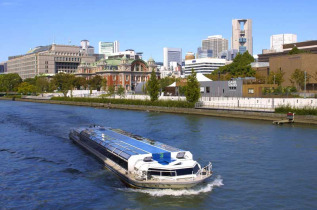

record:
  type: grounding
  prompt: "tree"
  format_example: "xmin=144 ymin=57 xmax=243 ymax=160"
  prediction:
xmin=159 ymin=76 xmax=175 ymax=92
xmin=73 ymin=77 xmax=87 ymax=90
xmin=17 ymin=82 xmax=37 ymax=95
xmin=185 ymin=69 xmax=200 ymax=103
xmin=290 ymin=69 xmax=308 ymax=90
xmin=101 ymin=78 xmax=107 ymax=91
xmin=208 ymin=51 xmax=255 ymax=79
xmin=24 ymin=78 xmax=36 ymax=86
xmin=107 ymin=85 xmax=115 ymax=97
xmin=52 ymin=73 xmax=75 ymax=97
xmin=36 ymin=76 xmax=49 ymax=96
xmin=0 ymin=73 xmax=22 ymax=92
xmin=268 ymin=69 xmax=285 ymax=86
xmin=288 ymin=46 xmax=306 ymax=55
xmin=89 ymin=75 xmax=103 ymax=91
xmin=117 ymin=85 xmax=125 ymax=98
xmin=147 ymin=70 xmax=160 ymax=101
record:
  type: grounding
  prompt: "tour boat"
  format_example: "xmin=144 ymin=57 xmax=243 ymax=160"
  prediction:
xmin=69 ymin=125 xmax=212 ymax=189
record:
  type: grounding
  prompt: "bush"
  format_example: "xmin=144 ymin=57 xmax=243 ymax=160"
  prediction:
xmin=275 ymin=105 xmax=317 ymax=115
xmin=51 ymin=97 xmax=195 ymax=108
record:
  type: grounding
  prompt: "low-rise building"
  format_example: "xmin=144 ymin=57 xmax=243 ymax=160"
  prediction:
xmin=76 ymin=56 xmax=159 ymax=91
xmin=184 ymin=58 xmax=226 ymax=76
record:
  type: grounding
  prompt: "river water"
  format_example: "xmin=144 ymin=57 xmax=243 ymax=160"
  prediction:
xmin=0 ymin=101 xmax=316 ymax=209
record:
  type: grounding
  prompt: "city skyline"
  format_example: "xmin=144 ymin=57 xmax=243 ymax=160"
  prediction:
xmin=0 ymin=0 xmax=316 ymax=62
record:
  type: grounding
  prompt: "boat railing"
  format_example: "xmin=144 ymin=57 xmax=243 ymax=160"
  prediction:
xmin=195 ymin=162 xmax=212 ymax=180
xmin=141 ymin=162 xmax=212 ymax=182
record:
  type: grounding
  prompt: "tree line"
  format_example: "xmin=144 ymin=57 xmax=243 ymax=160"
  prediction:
xmin=0 ymin=69 xmax=201 ymax=103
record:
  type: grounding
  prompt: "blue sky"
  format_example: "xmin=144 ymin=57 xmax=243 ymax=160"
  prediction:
xmin=0 ymin=0 xmax=316 ymax=62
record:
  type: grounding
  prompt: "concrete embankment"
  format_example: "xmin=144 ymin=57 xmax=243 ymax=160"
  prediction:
xmin=1 ymin=97 xmax=317 ymax=125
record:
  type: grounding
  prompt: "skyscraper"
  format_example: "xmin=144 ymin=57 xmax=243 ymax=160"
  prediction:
xmin=201 ymin=35 xmax=228 ymax=58
xmin=270 ymin=34 xmax=297 ymax=52
xmin=99 ymin=42 xmax=114 ymax=56
xmin=163 ymin=47 xmax=182 ymax=69
xmin=232 ymin=19 xmax=253 ymax=55
xmin=114 ymin=40 xmax=120 ymax=53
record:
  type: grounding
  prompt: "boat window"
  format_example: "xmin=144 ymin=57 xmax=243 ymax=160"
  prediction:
xmin=148 ymin=165 xmax=199 ymax=177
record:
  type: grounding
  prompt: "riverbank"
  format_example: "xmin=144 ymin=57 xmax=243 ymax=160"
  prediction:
xmin=1 ymin=97 xmax=317 ymax=125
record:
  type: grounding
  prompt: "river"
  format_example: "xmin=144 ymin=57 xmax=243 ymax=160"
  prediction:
xmin=0 ymin=100 xmax=316 ymax=209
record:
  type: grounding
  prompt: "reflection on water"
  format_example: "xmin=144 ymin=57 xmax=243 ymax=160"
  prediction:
xmin=0 ymin=101 xmax=317 ymax=209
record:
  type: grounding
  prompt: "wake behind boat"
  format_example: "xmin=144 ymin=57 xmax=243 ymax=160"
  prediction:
xmin=69 ymin=125 xmax=212 ymax=189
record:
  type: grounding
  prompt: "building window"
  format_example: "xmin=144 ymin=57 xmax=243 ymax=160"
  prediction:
xmin=206 ymin=86 xmax=210 ymax=93
xmin=248 ymin=88 xmax=254 ymax=94
xmin=126 ymin=75 xmax=129 ymax=81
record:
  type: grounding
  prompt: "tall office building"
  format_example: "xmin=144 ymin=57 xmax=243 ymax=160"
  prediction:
xmin=232 ymin=19 xmax=253 ymax=55
xmin=163 ymin=47 xmax=182 ymax=69
xmin=99 ymin=42 xmax=114 ymax=56
xmin=201 ymin=35 xmax=228 ymax=58
xmin=114 ymin=40 xmax=120 ymax=53
xmin=270 ymin=34 xmax=297 ymax=52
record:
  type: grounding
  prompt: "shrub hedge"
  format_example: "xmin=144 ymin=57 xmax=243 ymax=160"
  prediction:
xmin=51 ymin=97 xmax=195 ymax=108
xmin=275 ymin=106 xmax=317 ymax=115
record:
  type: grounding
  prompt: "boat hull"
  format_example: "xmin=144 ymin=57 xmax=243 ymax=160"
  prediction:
xmin=69 ymin=133 xmax=212 ymax=189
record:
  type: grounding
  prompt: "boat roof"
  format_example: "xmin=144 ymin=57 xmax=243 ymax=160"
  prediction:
xmin=78 ymin=127 xmax=182 ymax=161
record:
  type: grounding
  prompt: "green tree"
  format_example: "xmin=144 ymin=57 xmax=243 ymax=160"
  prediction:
xmin=24 ymin=77 xmax=36 ymax=86
xmin=147 ymin=70 xmax=160 ymax=101
xmin=107 ymin=85 xmax=115 ymax=97
xmin=117 ymin=85 xmax=125 ymax=98
xmin=268 ymin=69 xmax=285 ymax=86
xmin=52 ymin=73 xmax=75 ymax=97
xmin=290 ymin=69 xmax=307 ymax=90
xmin=17 ymin=82 xmax=37 ymax=95
xmin=208 ymin=51 xmax=255 ymax=79
xmin=185 ymin=69 xmax=200 ymax=103
xmin=0 ymin=73 xmax=22 ymax=92
xmin=159 ymin=76 xmax=175 ymax=92
xmin=36 ymin=76 xmax=49 ymax=96
xmin=89 ymin=75 xmax=103 ymax=91
xmin=101 ymin=78 xmax=107 ymax=91
xmin=288 ymin=46 xmax=306 ymax=55
xmin=73 ymin=77 xmax=87 ymax=90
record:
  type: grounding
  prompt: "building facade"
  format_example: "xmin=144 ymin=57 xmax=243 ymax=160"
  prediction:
xmin=269 ymin=54 xmax=317 ymax=89
xmin=6 ymin=43 xmax=96 ymax=79
xmin=218 ymin=49 xmax=238 ymax=61
xmin=99 ymin=42 xmax=114 ymax=56
xmin=270 ymin=34 xmax=297 ymax=52
xmin=114 ymin=40 xmax=120 ymax=53
xmin=184 ymin=58 xmax=226 ymax=76
xmin=201 ymin=35 xmax=228 ymax=58
xmin=232 ymin=19 xmax=253 ymax=55
xmin=258 ymin=40 xmax=317 ymax=62
xmin=197 ymin=47 xmax=213 ymax=59
xmin=76 ymin=56 xmax=160 ymax=91
xmin=163 ymin=47 xmax=182 ymax=69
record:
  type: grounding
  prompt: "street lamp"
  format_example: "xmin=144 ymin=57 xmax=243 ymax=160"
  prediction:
xmin=304 ymin=71 xmax=307 ymax=99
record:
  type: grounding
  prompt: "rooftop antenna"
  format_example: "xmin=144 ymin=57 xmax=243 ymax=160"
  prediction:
xmin=53 ymin=35 xmax=56 ymax=45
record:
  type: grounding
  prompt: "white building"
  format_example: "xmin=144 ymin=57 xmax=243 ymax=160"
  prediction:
xmin=80 ymin=40 xmax=94 ymax=55
xmin=184 ymin=58 xmax=226 ymax=76
xmin=114 ymin=40 xmax=120 ymax=53
xmin=270 ymin=34 xmax=297 ymax=52
xmin=163 ymin=47 xmax=182 ymax=69
xmin=201 ymin=35 xmax=228 ymax=58
xmin=99 ymin=42 xmax=114 ymax=56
